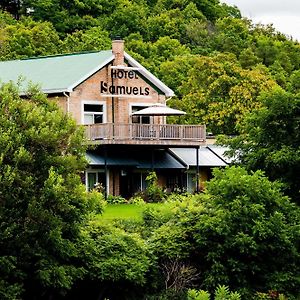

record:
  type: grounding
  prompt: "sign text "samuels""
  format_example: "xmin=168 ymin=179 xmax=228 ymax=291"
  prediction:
xmin=100 ymin=69 xmax=150 ymax=96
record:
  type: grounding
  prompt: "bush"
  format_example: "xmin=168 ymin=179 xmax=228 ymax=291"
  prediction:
xmin=106 ymin=194 xmax=127 ymax=204
xmin=188 ymin=285 xmax=241 ymax=300
xmin=128 ymin=195 xmax=146 ymax=205
xmin=144 ymin=171 xmax=166 ymax=203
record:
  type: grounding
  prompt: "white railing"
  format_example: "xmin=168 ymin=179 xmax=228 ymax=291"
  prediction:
xmin=84 ymin=123 xmax=206 ymax=142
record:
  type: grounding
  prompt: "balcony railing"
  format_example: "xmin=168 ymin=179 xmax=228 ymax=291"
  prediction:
xmin=84 ymin=123 xmax=206 ymax=144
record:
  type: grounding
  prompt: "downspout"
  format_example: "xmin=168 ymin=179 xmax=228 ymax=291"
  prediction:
xmin=63 ymin=91 xmax=70 ymax=113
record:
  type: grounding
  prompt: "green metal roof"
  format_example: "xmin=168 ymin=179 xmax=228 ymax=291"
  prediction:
xmin=0 ymin=50 xmax=114 ymax=94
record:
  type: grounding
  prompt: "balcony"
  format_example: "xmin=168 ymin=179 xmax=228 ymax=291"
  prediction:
xmin=84 ymin=123 xmax=206 ymax=146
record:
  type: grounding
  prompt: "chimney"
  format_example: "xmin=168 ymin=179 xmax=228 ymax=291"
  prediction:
xmin=112 ymin=37 xmax=124 ymax=66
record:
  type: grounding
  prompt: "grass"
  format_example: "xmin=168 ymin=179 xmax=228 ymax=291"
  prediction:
xmin=101 ymin=203 xmax=170 ymax=221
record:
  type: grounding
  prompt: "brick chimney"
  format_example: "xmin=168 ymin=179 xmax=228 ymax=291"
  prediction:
xmin=112 ymin=37 xmax=124 ymax=66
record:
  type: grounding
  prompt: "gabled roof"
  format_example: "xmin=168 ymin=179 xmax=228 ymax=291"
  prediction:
xmin=0 ymin=51 xmax=114 ymax=94
xmin=0 ymin=50 xmax=174 ymax=96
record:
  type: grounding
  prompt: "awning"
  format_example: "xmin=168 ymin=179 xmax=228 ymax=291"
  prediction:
xmin=207 ymin=145 xmax=233 ymax=164
xmin=131 ymin=103 xmax=186 ymax=116
xmin=169 ymin=147 xmax=228 ymax=167
xmin=86 ymin=149 xmax=185 ymax=169
xmin=136 ymin=150 xmax=185 ymax=169
xmin=86 ymin=151 xmax=137 ymax=166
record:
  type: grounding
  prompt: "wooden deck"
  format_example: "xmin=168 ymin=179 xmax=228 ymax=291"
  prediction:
xmin=84 ymin=123 xmax=206 ymax=146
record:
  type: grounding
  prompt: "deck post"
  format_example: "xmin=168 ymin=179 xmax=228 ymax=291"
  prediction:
xmin=104 ymin=145 xmax=108 ymax=200
xmin=196 ymin=146 xmax=200 ymax=193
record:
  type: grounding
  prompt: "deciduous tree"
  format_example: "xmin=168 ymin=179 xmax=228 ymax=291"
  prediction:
xmin=0 ymin=82 xmax=102 ymax=299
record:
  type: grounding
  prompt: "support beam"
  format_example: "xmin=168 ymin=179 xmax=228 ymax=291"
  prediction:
xmin=104 ymin=146 xmax=108 ymax=200
xmin=196 ymin=146 xmax=200 ymax=193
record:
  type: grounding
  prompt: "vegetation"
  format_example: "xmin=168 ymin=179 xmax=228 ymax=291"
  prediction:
xmin=1 ymin=0 xmax=300 ymax=136
xmin=221 ymin=87 xmax=300 ymax=202
xmin=0 ymin=82 xmax=103 ymax=299
xmin=1 ymin=0 xmax=300 ymax=298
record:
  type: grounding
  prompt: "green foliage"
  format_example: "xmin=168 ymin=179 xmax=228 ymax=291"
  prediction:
xmin=0 ymin=82 xmax=103 ymax=298
xmin=201 ymin=167 xmax=300 ymax=295
xmin=168 ymin=53 xmax=276 ymax=134
xmin=254 ymin=291 xmax=288 ymax=300
xmin=78 ymin=221 xmax=151 ymax=284
xmin=106 ymin=194 xmax=127 ymax=204
xmin=128 ymin=195 xmax=146 ymax=205
xmin=188 ymin=285 xmax=241 ymax=300
xmin=61 ymin=26 xmax=111 ymax=53
xmin=188 ymin=288 xmax=210 ymax=300
xmin=222 ymin=87 xmax=300 ymax=201
xmin=145 ymin=167 xmax=300 ymax=298
xmin=0 ymin=17 xmax=60 ymax=60
xmin=144 ymin=171 xmax=166 ymax=202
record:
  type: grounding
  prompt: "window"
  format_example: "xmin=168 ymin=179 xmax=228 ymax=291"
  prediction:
xmin=83 ymin=103 xmax=104 ymax=125
xmin=131 ymin=106 xmax=150 ymax=124
xmin=86 ymin=170 xmax=106 ymax=191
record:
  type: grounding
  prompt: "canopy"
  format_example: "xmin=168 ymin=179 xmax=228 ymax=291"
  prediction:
xmin=131 ymin=103 xmax=186 ymax=116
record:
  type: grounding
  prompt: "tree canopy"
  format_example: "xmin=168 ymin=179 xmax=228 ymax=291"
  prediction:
xmin=0 ymin=82 xmax=103 ymax=299
xmin=221 ymin=87 xmax=300 ymax=202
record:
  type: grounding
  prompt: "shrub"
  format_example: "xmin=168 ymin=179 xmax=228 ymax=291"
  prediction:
xmin=144 ymin=171 xmax=166 ymax=203
xmin=188 ymin=285 xmax=241 ymax=300
xmin=106 ymin=194 xmax=127 ymax=204
xmin=128 ymin=195 xmax=146 ymax=205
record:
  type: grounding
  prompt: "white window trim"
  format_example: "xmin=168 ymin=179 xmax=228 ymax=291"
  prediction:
xmin=129 ymin=102 xmax=151 ymax=124
xmin=81 ymin=100 xmax=107 ymax=125
xmin=85 ymin=168 xmax=109 ymax=193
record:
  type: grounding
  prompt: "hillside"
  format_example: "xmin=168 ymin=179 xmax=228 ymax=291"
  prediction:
xmin=1 ymin=0 xmax=300 ymax=134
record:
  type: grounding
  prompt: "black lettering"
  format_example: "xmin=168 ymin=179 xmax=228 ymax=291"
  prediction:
xmin=133 ymin=87 xmax=139 ymax=95
xmin=116 ymin=85 xmax=126 ymax=94
xmin=139 ymin=87 xmax=144 ymax=95
xmin=117 ymin=70 xmax=123 ymax=79
xmin=126 ymin=86 xmax=132 ymax=94
xmin=135 ymin=72 xmax=139 ymax=79
xmin=100 ymin=81 xmax=107 ymax=93
xmin=123 ymin=70 xmax=128 ymax=78
xmin=111 ymin=69 xmax=117 ymax=78
xmin=145 ymin=87 xmax=150 ymax=96
xmin=109 ymin=85 xmax=116 ymax=94
xmin=128 ymin=71 xmax=134 ymax=79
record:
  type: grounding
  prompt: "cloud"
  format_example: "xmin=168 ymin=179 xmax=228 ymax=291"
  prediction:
xmin=222 ymin=0 xmax=300 ymax=40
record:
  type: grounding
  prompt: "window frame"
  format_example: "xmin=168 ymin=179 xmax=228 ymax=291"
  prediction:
xmin=129 ymin=103 xmax=151 ymax=124
xmin=85 ymin=168 xmax=109 ymax=192
xmin=81 ymin=100 xmax=107 ymax=125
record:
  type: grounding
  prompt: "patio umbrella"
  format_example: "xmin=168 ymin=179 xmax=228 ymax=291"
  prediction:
xmin=131 ymin=103 xmax=186 ymax=116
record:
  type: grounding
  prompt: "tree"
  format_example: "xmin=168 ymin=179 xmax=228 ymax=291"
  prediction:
xmin=0 ymin=82 xmax=102 ymax=299
xmin=61 ymin=27 xmax=111 ymax=53
xmin=199 ymin=167 xmax=300 ymax=296
xmin=72 ymin=221 xmax=151 ymax=299
xmin=221 ymin=87 xmax=300 ymax=202
xmin=126 ymin=35 xmax=190 ymax=76
xmin=0 ymin=17 xmax=60 ymax=60
xmin=212 ymin=17 xmax=252 ymax=56
xmin=0 ymin=0 xmax=21 ymax=19
xmin=168 ymin=53 xmax=276 ymax=134
xmin=146 ymin=167 xmax=300 ymax=298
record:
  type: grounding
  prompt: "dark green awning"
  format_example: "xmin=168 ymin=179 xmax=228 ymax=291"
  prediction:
xmin=86 ymin=149 xmax=185 ymax=169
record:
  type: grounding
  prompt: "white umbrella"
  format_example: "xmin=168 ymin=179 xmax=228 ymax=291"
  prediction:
xmin=131 ymin=103 xmax=186 ymax=116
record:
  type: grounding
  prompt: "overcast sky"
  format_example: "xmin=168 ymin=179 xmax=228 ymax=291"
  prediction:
xmin=221 ymin=0 xmax=300 ymax=41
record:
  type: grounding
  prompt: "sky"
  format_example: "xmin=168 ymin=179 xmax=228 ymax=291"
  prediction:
xmin=221 ymin=0 xmax=300 ymax=41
